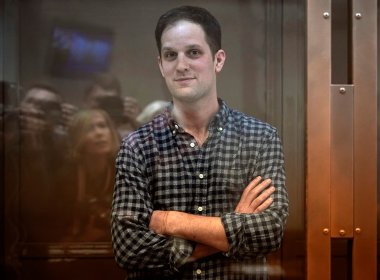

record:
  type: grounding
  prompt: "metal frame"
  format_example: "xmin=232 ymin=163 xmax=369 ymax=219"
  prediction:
xmin=306 ymin=0 xmax=377 ymax=279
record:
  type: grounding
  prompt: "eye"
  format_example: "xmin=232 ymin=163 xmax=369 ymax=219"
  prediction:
xmin=188 ymin=49 xmax=202 ymax=58
xmin=162 ymin=51 xmax=177 ymax=61
xmin=94 ymin=119 xmax=108 ymax=130
xmin=98 ymin=122 xmax=108 ymax=129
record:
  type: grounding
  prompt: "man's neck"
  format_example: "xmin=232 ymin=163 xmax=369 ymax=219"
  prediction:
xmin=172 ymin=97 xmax=219 ymax=145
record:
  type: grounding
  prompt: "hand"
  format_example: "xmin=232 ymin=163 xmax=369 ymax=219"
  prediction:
xmin=235 ymin=176 xmax=275 ymax=214
xmin=123 ymin=96 xmax=140 ymax=122
xmin=61 ymin=103 xmax=78 ymax=127
xmin=19 ymin=105 xmax=47 ymax=135
xmin=149 ymin=210 xmax=169 ymax=235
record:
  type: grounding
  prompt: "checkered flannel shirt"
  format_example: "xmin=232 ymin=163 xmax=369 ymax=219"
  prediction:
xmin=111 ymin=100 xmax=289 ymax=279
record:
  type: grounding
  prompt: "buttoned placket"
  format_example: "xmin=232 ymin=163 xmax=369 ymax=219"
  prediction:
xmin=193 ymin=261 xmax=206 ymax=279
xmin=194 ymin=124 xmax=224 ymax=216
xmin=171 ymin=125 xmax=206 ymax=216
xmin=194 ymin=142 xmax=207 ymax=215
xmin=169 ymin=114 xmax=225 ymax=218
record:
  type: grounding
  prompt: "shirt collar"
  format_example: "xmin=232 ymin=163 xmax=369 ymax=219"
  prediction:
xmin=164 ymin=98 xmax=229 ymax=133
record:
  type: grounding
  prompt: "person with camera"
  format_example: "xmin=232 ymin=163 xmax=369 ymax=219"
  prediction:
xmin=83 ymin=73 xmax=141 ymax=138
xmin=5 ymin=83 xmax=70 ymax=241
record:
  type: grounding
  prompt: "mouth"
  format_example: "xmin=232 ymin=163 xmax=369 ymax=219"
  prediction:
xmin=174 ymin=77 xmax=195 ymax=85
xmin=94 ymin=140 xmax=109 ymax=146
xmin=174 ymin=75 xmax=195 ymax=81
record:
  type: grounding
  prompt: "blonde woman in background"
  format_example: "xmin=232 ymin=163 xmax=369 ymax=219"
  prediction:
xmin=63 ymin=109 xmax=120 ymax=242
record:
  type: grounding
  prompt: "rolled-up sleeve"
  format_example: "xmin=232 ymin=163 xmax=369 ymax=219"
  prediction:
xmin=111 ymin=139 xmax=193 ymax=273
xmin=220 ymin=129 xmax=289 ymax=258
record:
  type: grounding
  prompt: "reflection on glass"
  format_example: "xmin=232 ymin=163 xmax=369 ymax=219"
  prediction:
xmin=83 ymin=73 xmax=141 ymax=138
xmin=62 ymin=109 xmax=120 ymax=242
xmin=2 ymin=0 xmax=310 ymax=278
xmin=6 ymin=84 xmax=68 ymax=242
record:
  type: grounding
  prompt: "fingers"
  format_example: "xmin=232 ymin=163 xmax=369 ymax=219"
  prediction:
xmin=61 ymin=103 xmax=78 ymax=126
xmin=250 ymin=186 xmax=275 ymax=213
xmin=20 ymin=106 xmax=47 ymax=134
xmin=61 ymin=103 xmax=78 ymax=116
xmin=253 ymin=197 xmax=273 ymax=214
xmin=235 ymin=176 xmax=275 ymax=214
xmin=123 ymin=96 xmax=141 ymax=119
xmin=245 ymin=178 xmax=272 ymax=203
xmin=239 ymin=176 xmax=262 ymax=198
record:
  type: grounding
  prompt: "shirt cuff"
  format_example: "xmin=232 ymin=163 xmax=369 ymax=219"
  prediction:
xmin=169 ymin=237 xmax=194 ymax=271
xmin=221 ymin=212 xmax=245 ymax=258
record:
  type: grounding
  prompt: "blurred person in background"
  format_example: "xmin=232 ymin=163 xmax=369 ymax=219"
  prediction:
xmin=136 ymin=100 xmax=170 ymax=125
xmin=61 ymin=109 xmax=120 ymax=242
xmin=19 ymin=83 xmax=66 ymax=148
xmin=4 ymin=83 xmax=69 ymax=242
xmin=83 ymin=73 xmax=141 ymax=137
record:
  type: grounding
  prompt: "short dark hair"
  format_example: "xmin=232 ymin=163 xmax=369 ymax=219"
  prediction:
xmin=155 ymin=6 xmax=222 ymax=56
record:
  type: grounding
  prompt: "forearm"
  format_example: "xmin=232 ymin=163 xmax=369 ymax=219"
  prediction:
xmin=154 ymin=211 xmax=229 ymax=252
xmin=112 ymin=211 xmax=194 ymax=270
xmin=113 ymin=144 xmax=194 ymax=270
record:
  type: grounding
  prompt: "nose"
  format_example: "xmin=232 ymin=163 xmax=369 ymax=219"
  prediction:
xmin=93 ymin=125 xmax=106 ymax=137
xmin=176 ymin=53 xmax=189 ymax=72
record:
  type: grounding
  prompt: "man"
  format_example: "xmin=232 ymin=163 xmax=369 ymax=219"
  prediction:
xmin=5 ymin=84 xmax=70 ymax=241
xmin=111 ymin=6 xmax=288 ymax=279
xmin=19 ymin=84 xmax=64 ymax=139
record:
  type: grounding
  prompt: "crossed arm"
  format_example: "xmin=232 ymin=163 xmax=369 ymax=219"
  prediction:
xmin=149 ymin=176 xmax=275 ymax=261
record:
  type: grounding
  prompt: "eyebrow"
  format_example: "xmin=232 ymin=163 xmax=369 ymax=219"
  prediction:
xmin=186 ymin=44 xmax=202 ymax=49
xmin=161 ymin=44 xmax=203 ymax=52
xmin=161 ymin=47 xmax=174 ymax=52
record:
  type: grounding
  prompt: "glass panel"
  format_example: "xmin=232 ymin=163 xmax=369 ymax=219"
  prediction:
xmin=3 ymin=0 xmax=306 ymax=278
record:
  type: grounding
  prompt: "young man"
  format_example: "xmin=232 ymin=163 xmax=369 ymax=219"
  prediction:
xmin=111 ymin=6 xmax=288 ymax=279
xmin=5 ymin=84 xmax=69 ymax=242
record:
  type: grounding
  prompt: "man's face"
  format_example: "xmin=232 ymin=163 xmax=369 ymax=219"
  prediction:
xmin=21 ymin=88 xmax=61 ymax=109
xmin=19 ymin=88 xmax=62 ymax=132
xmin=158 ymin=20 xmax=225 ymax=104
xmin=21 ymin=88 xmax=62 ymax=122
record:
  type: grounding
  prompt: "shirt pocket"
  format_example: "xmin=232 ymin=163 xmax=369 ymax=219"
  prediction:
xmin=213 ymin=166 xmax=249 ymax=213
xmin=223 ymin=167 xmax=247 ymax=196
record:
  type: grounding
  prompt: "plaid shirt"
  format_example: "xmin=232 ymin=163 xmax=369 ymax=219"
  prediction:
xmin=111 ymin=100 xmax=288 ymax=279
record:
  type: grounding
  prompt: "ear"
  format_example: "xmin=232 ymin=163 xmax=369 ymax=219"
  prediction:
xmin=157 ymin=56 xmax=165 ymax=77
xmin=214 ymin=49 xmax=226 ymax=73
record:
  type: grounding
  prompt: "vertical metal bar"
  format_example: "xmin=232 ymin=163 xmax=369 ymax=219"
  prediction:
xmin=351 ymin=0 xmax=377 ymax=279
xmin=265 ymin=0 xmax=283 ymax=131
xmin=330 ymin=85 xmax=354 ymax=239
xmin=306 ymin=0 xmax=331 ymax=279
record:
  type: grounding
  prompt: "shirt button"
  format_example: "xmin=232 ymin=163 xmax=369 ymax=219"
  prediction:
xmin=198 ymin=173 xmax=204 ymax=179
xmin=196 ymin=269 xmax=202 ymax=275
xmin=190 ymin=142 xmax=196 ymax=148
xmin=197 ymin=206 xmax=203 ymax=212
xmin=218 ymin=127 xmax=223 ymax=131
xmin=174 ymin=124 xmax=179 ymax=129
